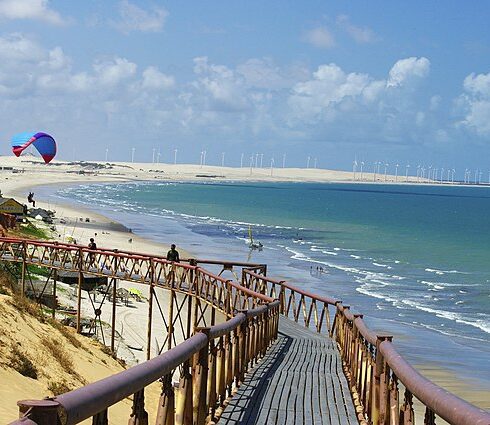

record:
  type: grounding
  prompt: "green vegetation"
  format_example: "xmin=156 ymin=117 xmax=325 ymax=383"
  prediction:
xmin=9 ymin=344 xmax=38 ymax=379
xmin=17 ymin=220 xmax=50 ymax=240
xmin=27 ymin=264 xmax=51 ymax=277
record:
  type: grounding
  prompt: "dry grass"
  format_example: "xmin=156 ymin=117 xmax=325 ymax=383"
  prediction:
xmin=0 ymin=270 xmax=14 ymax=295
xmin=40 ymin=336 xmax=74 ymax=373
xmin=9 ymin=344 xmax=38 ymax=379
xmin=9 ymin=292 xmax=45 ymax=322
xmin=47 ymin=379 xmax=73 ymax=396
xmin=46 ymin=318 xmax=82 ymax=349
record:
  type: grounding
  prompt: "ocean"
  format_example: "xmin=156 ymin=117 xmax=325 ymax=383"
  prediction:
xmin=45 ymin=181 xmax=490 ymax=388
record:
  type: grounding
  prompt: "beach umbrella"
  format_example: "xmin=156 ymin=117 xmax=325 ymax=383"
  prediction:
xmin=11 ymin=132 xmax=57 ymax=163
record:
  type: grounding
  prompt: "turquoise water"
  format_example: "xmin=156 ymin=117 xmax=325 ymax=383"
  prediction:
xmin=50 ymin=181 xmax=490 ymax=387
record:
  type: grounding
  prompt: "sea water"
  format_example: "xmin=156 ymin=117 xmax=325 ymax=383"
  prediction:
xmin=47 ymin=181 xmax=490 ymax=388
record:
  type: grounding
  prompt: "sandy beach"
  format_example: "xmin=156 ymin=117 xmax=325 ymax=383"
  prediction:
xmin=0 ymin=154 xmax=488 ymax=413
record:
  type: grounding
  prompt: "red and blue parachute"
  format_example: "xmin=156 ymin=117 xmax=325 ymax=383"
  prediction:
xmin=11 ymin=132 xmax=57 ymax=164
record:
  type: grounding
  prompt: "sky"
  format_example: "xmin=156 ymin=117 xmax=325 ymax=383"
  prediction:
xmin=0 ymin=0 xmax=489 ymax=175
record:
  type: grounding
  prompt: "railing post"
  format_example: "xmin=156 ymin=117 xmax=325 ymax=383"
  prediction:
xmin=371 ymin=335 xmax=392 ymax=425
xmin=146 ymin=258 xmax=155 ymax=360
xmin=111 ymin=254 xmax=118 ymax=354
xmin=193 ymin=328 xmax=210 ymax=425
xmin=175 ymin=360 xmax=192 ymax=425
xmin=76 ymin=247 xmax=83 ymax=334
xmin=17 ymin=400 xmax=60 ymax=425
xmin=216 ymin=336 xmax=226 ymax=405
xmin=207 ymin=338 xmax=218 ymax=420
xmin=20 ymin=241 xmax=26 ymax=296
xmin=225 ymin=332 xmax=233 ymax=397
xmin=237 ymin=311 xmax=249 ymax=384
xmin=128 ymin=389 xmax=148 ymax=425
xmin=52 ymin=269 xmax=57 ymax=319
xmin=156 ymin=373 xmax=175 ymax=425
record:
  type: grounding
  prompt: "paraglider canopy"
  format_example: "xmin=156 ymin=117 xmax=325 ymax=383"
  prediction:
xmin=11 ymin=132 xmax=57 ymax=164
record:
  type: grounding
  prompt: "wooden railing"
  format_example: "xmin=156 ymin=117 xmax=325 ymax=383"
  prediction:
xmin=3 ymin=239 xmax=489 ymax=425
xmin=241 ymin=269 xmax=490 ymax=425
xmin=0 ymin=238 xmax=279 ymax=424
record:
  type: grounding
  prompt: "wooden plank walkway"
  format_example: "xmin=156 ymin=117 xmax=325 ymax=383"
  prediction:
xmin=217 ymin=317 xmax=358 ymax=425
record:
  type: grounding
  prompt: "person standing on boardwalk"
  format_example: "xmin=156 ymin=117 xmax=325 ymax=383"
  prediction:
xmin=166 ymin=244 xmax=180 ymax=262
xmin=88 ymin=237 xmax=97 ymax=265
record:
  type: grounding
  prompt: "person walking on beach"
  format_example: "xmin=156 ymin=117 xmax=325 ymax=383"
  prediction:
xmin=88 ymin=237 xmax=97 ymax=265
xmin=166 ymin=244 xmax=180 ymax=262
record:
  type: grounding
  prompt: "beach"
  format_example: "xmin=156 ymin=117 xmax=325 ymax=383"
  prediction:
xmin=1 ymin=155 xmax=489 ymax=412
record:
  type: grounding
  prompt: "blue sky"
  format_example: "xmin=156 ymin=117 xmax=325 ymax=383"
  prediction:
xmin=0 ymin=0 xmax=489 ymax=175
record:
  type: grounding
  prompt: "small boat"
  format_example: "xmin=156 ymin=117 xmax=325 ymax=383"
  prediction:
xmin=248 ymin=226 xmax=263 ymax=250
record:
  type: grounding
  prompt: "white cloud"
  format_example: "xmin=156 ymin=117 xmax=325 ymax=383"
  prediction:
xmin=93 ymin=57 xmax=137 ymax=86
xmin=112 ymin=0 xmax=168 ymax=33
xmin=387 ymin=57 xmax=430 ymax=87
xmin=0 ymin=0 xmax=66 ymax=25
xmin=463 ymin=72 xmax=490 ymax=98
xmin=303 ymin=27 xmax=335 ymax=49
xmin=458 ymin=72 xmax=490 ymax=136
xmin=142 ymin=66 xmax=175 ymax=90
xmin=0 ymin=33 xmax=44 ymax=62
xmin=336 ymin=15 xmax=376 ymax=44
xmin=0 ymin=35 xmax=449 ymax=160
xmin=236 ymin=58 xmax=308 ymax=90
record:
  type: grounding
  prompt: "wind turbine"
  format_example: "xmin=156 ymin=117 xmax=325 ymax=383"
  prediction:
xmin=203 ymin=150 xmax=207 ymax=166
xmin=105 ymin=148 xmax=109 ymax=162
xmin=131 ymin=147 xmax=135 ymax=163
xmin=174 ymin=149 xmax=178 ymax=165
xmin=255 ymin=153 xmax=259 ymax=168
xmin=360 ymin=161 xmax=364 ymax=180
xmin=314 ymin=157 xmax=317 ymax=169
xmin=416 ymin=165 xmax=421 ymax=182
xmin=428 ymin=165 xmax=432 ymax=181
xmin=373 ymin=161 xmax=378 ymax=181
xmin=157 ymin=150 xmax=161 ymax=163
xmin=240 ymin=153 xmax=244 ymax=168
xmin=221 ymin=152 xmax=225 ymax=167
xmin=249 ymin=156 xmax=253 ymax=175
xmin=440 ymin=167 xmax=445 ymax=183
xmin=260 ymin=153 xmax=264 ymax=168
xmin=152 ymin=148 xmax=156 ymax=164
xmin=384 ymin=163 xmax=388 ymax=182
xmin=405 ymin=164 xmax=410 ymax=182
xmin=353 ymin=159 xmax=357 ymax=180
xmin=307 ymin=156 xmax=311 ymax=169
xmin=395 ymin=163 xmax=399 ymax=182
xmin=282 ymin=153 xmax=286 ymax=168
xmin=270 ymin=158 xmax=275 ymax=176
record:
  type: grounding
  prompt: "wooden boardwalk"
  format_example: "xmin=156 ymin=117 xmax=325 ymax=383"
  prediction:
xmin=217 ymin=317 xmax=357 ymax=425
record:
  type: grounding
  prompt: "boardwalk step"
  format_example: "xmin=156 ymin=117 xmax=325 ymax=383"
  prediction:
xmin=217 ymin=317 xmax=357 ymax=425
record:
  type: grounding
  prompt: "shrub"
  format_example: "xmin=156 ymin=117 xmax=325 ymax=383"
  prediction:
xmin=41 ymin=336 xmax=74 ymax=373
xmin=9 ymin=292 xmax=45 ymax=322
xmin=47 ymin=318 xmax=82 ymax=349
xmin=9 ymin=344 xmax=38 ymax=379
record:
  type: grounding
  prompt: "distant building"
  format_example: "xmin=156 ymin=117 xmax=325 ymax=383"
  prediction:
xmin=0 ymin=198 xmax=25 ymax=217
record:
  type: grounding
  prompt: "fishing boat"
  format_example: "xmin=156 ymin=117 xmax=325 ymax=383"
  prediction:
xmin=248 ymin=226 xmax=263 ymax=250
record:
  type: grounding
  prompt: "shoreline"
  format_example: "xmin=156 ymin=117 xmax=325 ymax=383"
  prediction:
xmin=1 ymin=156 xmax=489 ymax=410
